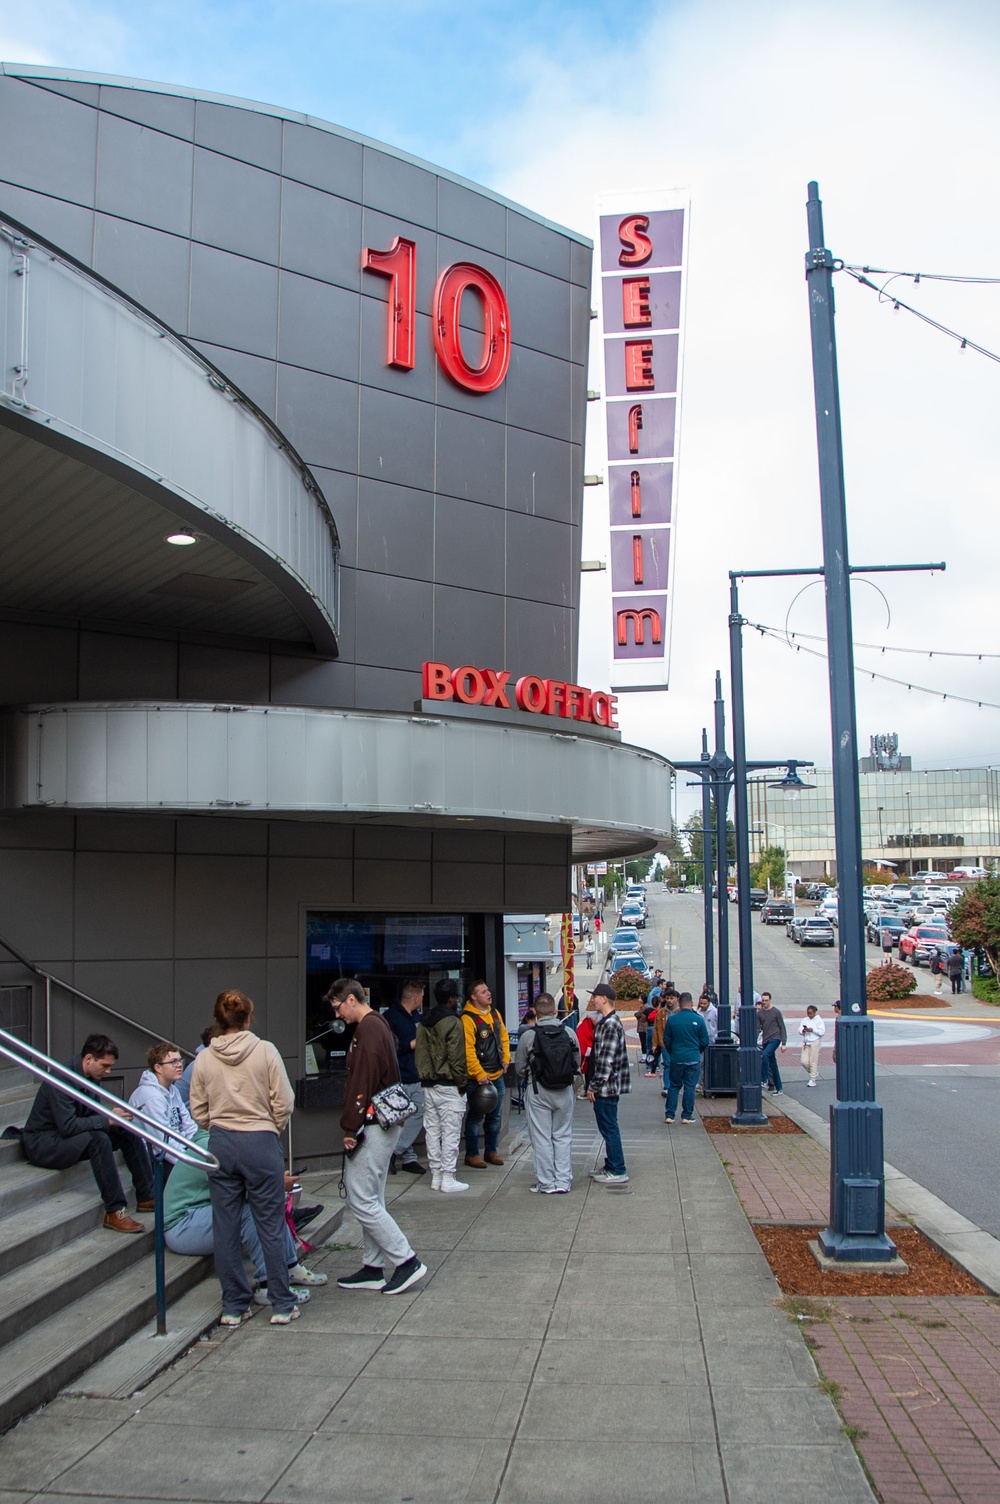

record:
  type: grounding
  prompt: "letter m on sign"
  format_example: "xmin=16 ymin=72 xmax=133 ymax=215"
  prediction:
xmin=616 ymin=607 xmax=662 ymax=647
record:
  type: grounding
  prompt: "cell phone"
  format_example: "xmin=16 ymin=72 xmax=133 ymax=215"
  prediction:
xmin=345 ymin=1128 xmax=366 ymax=1157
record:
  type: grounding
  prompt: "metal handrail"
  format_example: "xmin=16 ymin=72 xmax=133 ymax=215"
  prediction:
xmin=0 ymin=1025 xmax=217 ymax=1335
xmin=0 ymin=931 xmax=195 ymax=1059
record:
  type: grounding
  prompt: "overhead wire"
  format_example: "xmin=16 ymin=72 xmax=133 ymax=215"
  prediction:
xmin=840 ymin=266 xmax=1000 ymax=364
xmin=751 ymin=624 xmax=1000 ymax=662
xmin=748 ymin=622 xmax=1000 ymax=712
xmin=844 ymin=264 xmax=1000 ymax=286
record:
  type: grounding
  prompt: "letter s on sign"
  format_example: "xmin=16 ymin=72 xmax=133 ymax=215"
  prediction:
xmin=618 ymin=215 xmax=653 ymax=267
xmin=433 ymin=263 xmax=511 ymax=393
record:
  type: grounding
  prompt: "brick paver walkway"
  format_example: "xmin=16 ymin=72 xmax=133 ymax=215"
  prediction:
xmin=808 ymin=1296 xmax=1000 ymax=1504
xmin=702 ymin=1093 xmax=1000 ymax=1501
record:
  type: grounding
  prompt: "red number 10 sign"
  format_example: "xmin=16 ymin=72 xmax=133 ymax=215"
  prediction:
xmin=362 ymin=236 xmax=511 ymax=393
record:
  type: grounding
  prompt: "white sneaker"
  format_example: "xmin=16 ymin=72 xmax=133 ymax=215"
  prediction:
xmin=431 ymin=1173 xmax=442 ymax=1191
xmin=439 ymin=1174 xmax=469 ymax=1193
xmin=591 ymin=1170 xmax=629 ymax=1185
xmin=288 ymin=1263 xmax=327 ymax=1286
xmin=806 ymin=1080 xmax=818 ymax=1087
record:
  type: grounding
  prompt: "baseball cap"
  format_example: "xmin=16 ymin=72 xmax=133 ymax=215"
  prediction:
xmin=590 ymin=983 xmax=617 ymax=1001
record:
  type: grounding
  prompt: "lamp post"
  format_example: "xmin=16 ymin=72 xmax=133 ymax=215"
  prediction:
xmin=905 ymin=791 xmax=913 ymax=877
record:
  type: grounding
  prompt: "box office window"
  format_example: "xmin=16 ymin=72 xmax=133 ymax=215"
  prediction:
xmin=305 ymin=911 xmax=488 ymax=1066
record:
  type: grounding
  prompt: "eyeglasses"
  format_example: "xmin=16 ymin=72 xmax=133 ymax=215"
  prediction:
xmin=162 ymin=1057 xmax=183 ymax=1067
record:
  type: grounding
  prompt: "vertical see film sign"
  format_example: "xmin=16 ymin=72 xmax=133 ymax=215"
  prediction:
xmin=596 ymin=192 xmax=688 ymax=691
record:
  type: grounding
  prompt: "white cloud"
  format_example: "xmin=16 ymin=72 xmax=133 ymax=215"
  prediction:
xmin=486 ymin=0 xmax=1000 ymax=812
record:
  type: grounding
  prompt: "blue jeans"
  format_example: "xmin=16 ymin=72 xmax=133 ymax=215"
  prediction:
xmin=660 ymin=1048 xmax=671 ymax=1094
xmin=761 ymin=1039 xmax=782 ymax=1090
xmin=465 ymin=1076 xmax=505 ymax=1155
xmin=666 ymin=1060 xmax=701 ymax=1121
xmin=166 ymin=1202 xmax=297 ymax=1279
xmin=592 ymin=1096 xmax=626 ymax=1176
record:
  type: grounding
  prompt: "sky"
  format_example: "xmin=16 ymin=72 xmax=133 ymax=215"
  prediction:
xmin=4 ymin=0 xmax=1000 ymax=822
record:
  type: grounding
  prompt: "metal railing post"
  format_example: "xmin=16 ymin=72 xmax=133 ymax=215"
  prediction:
xmin=153 ymin=1156 xmax=167 ymax=1336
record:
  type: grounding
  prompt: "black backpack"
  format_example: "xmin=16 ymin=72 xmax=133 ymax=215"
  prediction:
xmin=529 ymin=1023 xmax=576 ymax=1090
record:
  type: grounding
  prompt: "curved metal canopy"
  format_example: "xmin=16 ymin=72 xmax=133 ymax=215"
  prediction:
xmin=2 ymin=703 xmax=675 ymax=861
xmin=0 ymin=217 xmax=338 ymax=650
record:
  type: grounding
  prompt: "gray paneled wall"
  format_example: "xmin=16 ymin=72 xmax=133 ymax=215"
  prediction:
xmin=0 ymin=73 xmax=591 ymax=706
xmin=0 ymin=810 xmax=569 ymax=1080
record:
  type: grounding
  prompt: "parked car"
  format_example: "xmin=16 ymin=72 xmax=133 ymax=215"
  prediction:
xmin=805 ymin=883 xmax=829 ymax=901
xmin=609 ymin=951 xmax=651 ymax=978
xmin=890 ymin=884 xmax=913 ymax=902
xmin=748 ymin=889 xmax=767 ymax=910
xmin=621 ymin=902 xmax=646 ymax=929
xmin=789 ymin=915 xmax=836 ymax=947
xmin=610 ymin=926 xmax=642 ymax=955
xmin=761 ymin=899 xmax=795 ymax=925
xmin=899 ymin=925 xmax=950 ymax=965
xmin=867 ymin=915 xmax=907 ymax=947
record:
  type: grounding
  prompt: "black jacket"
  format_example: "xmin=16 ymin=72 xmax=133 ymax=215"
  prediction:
xmin=384 ymin=1001 xmax=420 ymax=1084
xmin=22 ymin=1056 xmax=114 ymax=1168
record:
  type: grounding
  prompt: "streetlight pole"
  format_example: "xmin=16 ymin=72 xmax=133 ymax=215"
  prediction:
xmin=700 ymin=728 xmax=715 ymax=994
xmin=729 ymin=574 xmax=767 ymax=1125
xmin=905 ymin=791 xmax=913 ymax=877
xmin=805 ymin=180 xmax=896 ymax=1261
xmin=712 ymin=673 xmax=734 ymax=1042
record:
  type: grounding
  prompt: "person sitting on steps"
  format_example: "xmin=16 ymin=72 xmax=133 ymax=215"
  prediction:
xmin=21 ymin=1032 xmax=154 ymax=1234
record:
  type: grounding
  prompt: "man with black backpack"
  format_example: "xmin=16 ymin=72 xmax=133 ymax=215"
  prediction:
xmin=514 ymin=991 xmax=580 ymax=1194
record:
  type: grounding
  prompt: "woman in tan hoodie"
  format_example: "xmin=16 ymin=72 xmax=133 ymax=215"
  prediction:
xmin=190 ymin=990 xmax=297 ymax=1326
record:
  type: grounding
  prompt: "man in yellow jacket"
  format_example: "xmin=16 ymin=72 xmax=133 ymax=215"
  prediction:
xmin=461 ymin=981 xmax=510 ymax=1169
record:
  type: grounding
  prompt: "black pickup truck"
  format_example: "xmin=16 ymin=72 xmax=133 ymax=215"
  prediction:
xmin=760 ymin=898 xmax=795 ymax=925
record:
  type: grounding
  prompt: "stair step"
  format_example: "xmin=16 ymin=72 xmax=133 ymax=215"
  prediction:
xmin=0 ymin=1156 xmax=94 ymax=1216
xmin=0 ymin=1242 xmax=211 ymax=1433
xmin=0 ymin=1219 xmax=155 ymax=1346
xmin=0 ymin=1183 xmax=105 ymax=1278
xmin=0 ymin=1136 xmax=25 ymax=1167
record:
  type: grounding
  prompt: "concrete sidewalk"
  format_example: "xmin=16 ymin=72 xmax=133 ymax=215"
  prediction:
xmin=0 ymin=1085 xmax=872 ymax=1504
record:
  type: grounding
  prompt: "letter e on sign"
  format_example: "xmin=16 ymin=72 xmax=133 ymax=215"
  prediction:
xmin=433 ymin=263 xmax=511 ymax=393
xmin=624 ymin=340 xmax=655 ymax=391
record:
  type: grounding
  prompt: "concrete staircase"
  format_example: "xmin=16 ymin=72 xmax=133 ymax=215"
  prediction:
xmin=0 ymin=1066 xmax=340 ymax=1432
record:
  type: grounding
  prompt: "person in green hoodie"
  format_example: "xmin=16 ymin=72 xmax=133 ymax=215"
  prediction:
xmin=163 ymin=1128 xmax=324 ymax=1303
xmin=415 ymin=978 xmax=469 ymax=1193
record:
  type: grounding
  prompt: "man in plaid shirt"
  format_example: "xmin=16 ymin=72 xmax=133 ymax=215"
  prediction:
xmin=585 ymin=983 xmax=631 ymax=1185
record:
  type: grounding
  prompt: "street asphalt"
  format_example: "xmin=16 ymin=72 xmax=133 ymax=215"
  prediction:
xmin=598 ymin=885 xmax=1000 ymax=1240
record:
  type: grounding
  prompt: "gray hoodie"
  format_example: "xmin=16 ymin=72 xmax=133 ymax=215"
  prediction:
xmin=127 ymin=1069 xmax=198 ymax=1163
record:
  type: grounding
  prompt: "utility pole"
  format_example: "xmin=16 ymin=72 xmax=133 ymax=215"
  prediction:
xmin=712 ymin=672 xmax=734 ymax=1044
xmin=805 ymin=181 xmax=896 ymax=1261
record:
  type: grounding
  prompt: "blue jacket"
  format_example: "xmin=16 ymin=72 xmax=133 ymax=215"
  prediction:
xmin=663 ymin=1009 xmax=710 ymax=1064
xmin=384 ymin=1001 xmax=420 ymax=1084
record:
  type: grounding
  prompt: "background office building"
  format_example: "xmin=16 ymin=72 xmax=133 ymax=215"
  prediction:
xmin=0 ymin=64 xmax=672 ymax=1157
xmin=749 ymin=766 xmax=1000 ymax=879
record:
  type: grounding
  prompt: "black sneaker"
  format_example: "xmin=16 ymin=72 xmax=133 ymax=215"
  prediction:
xmin=337 ymin=1264 xmax=385 ymax=1291
xmin=381 ymin=1256 xmax=427 ymax=1296
xmin=400 ymin=1161 xmax=427 ymax=1176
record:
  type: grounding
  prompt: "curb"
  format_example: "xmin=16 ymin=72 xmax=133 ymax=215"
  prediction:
xmin=776 ymin=1094 xmax=1000 ymax=1295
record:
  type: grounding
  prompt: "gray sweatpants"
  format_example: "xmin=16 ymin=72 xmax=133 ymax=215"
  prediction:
xmin=524 ymin=1082 xmax=575 ymax=1191
xmin=343 ymin=1121 xmax=415 ymax=1270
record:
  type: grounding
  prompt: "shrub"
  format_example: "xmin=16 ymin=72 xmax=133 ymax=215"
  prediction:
xmin=609 ymin=967 xmax=651 ymax=1001
xmin=865 ymin=962 xmax=918 ymax=1001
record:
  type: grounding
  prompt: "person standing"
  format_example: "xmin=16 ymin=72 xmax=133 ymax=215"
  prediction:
xmin=586 ymin=983 xmax=631 ymax=1186
xmin=384 ymin=980 xmax=427 ymax=1176
xmin=462 ymin=981 xmax=510 ymax=1169
xmin=515 ymin=992 xmax=580 ymax=1194
xmin=189 ymin=990 xmax=299 ymax=1325
xmin=583 ymin=933 xmax=596 ymax=970
xmin=697 ymin=988 xmax=719 ymax=1044
xmin=947 ymin=946 xmax=965 ymax=994
xmin=414 ymin=978 xmax=469 ymax=1193
xmin=757 ymin=992 xmax=787 ymax=1095
xmin=797 ymin=1005 xmax=826 ymax=1087
xmin=663 ymin=993 xmax=711 ymax=1123
xmin=326 ymin=979 xmax=427 ymax=1296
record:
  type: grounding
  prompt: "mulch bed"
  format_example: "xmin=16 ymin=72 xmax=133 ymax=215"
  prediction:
xmin=870 ymin=992 xmax=950 ymax=1009
xmin=753 ymin=1223 xmax=986 ymax=1296
xmin=702 ymin=1114 xmax=804 ymax=1135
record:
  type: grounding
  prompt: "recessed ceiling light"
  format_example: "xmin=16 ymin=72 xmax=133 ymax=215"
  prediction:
xmin=165 ymin=530 xmax=198 ymax=546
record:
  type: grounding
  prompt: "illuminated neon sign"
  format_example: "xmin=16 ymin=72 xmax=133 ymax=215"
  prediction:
xmin=421 ymin=662 xmax=619 ymax=729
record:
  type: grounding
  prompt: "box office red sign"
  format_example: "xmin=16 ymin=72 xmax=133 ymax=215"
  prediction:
xmin=596 ymin=193 xmax=688 ymax=690
xmin=422 ymin=662 xmax=619 ymax=728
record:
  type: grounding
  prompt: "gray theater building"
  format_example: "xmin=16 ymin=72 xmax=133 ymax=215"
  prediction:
xmin=0 ymin=64 xmax=672 ymax=1158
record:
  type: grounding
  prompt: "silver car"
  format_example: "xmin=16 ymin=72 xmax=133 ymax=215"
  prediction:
xmin=790 ymin=915 xmax=836 ymax=947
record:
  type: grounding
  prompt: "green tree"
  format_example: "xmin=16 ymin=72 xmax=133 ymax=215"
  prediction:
xmin=949 ymin=876 xmax=1000 ymax=979
xmin=751 ymin=845 xmax=785 ymax=892
xmin=683 ymin=811 xmax=735 ymax=866
xmin=862 ymin=865 xmax=893 ymax=887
